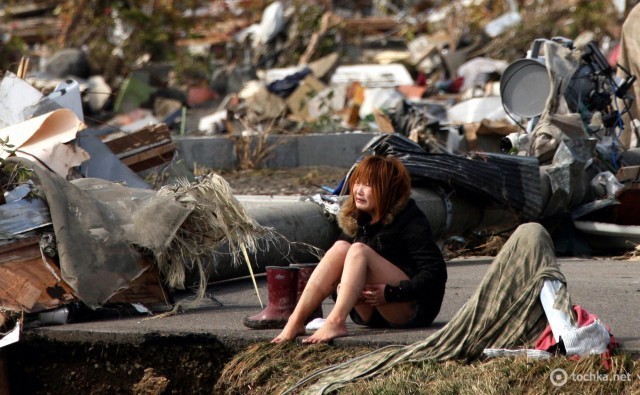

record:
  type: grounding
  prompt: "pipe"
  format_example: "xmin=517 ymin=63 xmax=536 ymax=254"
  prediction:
xmin=200 ymin=188 xmax=522 ymax=283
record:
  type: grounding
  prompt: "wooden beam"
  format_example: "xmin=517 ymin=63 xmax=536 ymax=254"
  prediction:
xmin=103 ymin=123 xmax=176 ymax=172
xmin=0 ymin=236 xmax=41 ymax=265
xmin=104 ymin=124 xmax=171 ymax=155
xmin=119 ymin=142 xmax=176 ymax=172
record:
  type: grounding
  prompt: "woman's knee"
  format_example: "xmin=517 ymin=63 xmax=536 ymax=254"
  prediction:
xmin=333 ymin=240 xmax=351 ymax=251
xmin=344 ymin=242 xmax=376 ymax=266
xmin=347 ymin=242 xmax=373 ymax=256
xmin=323 ymin=240 xmax=350 ymax=259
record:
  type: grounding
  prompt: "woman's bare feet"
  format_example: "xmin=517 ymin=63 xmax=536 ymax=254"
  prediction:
xmin=271 ymin=323 xmax=306 ymax=343
xmin=301 ymin=318 xmax=348 ymax=344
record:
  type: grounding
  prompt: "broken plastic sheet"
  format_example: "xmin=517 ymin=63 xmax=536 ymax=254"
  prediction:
xmin=541 ymin=139 xmax=596 ymax=216
xmin=590 ymin=171 xmax=625 ymax=199
xmin=71 ymin=178 xmax=192 ymax=252
xmin=0 ymin=72 xmax=43 ymax=128
xmin=528 ymin=41 xmax=582 ymax=160
xmin=447 ymin=96 xmax=508 ymax=124
xmin=456 ymin=57 xmax=509 ymax=93
xmin=0 ymin=108 xmax=89 ymax=176
xmin=9 ymin=157 xmax=192 ymax=308
xmin=252 ymin=0 xmax=284 ymax=47
xmin=359 ymin=88 xmax=404 ymax=119
xmin=0 ymin=321 xmax=20 ymax=348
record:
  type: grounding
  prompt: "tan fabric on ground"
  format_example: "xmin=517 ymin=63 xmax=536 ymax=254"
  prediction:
xmin=616 ymin=4 xmax=640 ymax=148
xmin=287 ymin=222 xmax=572 ymax=394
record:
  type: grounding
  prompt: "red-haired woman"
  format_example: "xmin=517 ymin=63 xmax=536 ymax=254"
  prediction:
xmin=272 ymin=155 xmax=447 ymax=343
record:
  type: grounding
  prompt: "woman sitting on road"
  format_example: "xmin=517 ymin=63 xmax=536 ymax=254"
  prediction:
xmin=272 ymin=155 xmax=448 ymax=344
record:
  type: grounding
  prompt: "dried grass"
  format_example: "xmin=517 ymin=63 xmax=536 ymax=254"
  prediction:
xmin=216 ymin=344 xmax=640 ymax=395
xmin=443 ymin=233 xmax=508 ymax=260
xmin=150 ymin=173 xmax=277 ymax=312
xmin=344 ymin=353 xmax=640 ymax=395
xmin=613 ymin=244 xmax=640 ymax=261
xmin=215 ymin=342 xmax=374 ymax=394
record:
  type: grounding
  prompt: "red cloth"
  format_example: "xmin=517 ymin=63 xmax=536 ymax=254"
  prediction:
xmin=608 ymin=43 xmax=621 ymax=68
xmin=534 ymin=304 xmax=619 ymax=369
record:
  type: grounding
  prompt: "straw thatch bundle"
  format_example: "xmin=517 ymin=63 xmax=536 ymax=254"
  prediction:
xmin=150 ymin=172 xmax=277 ymax=310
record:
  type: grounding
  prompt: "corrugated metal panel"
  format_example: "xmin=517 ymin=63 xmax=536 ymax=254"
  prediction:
xmin=367 ymin=134 xmax=543 ymax=220
xmin=0 ymin=198 xmax=52 ymax=237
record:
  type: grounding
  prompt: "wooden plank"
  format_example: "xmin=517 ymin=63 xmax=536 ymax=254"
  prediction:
xmin=0 ymin=16 xmax=62 ymax=42
xmin=0 ymin=1 xmax=58 ymax=18
xmin=343 ymin=17 xmax=399 ymax=34
xmin=0 ymin=266 xmax=41 ymax=311
xmin=0 ymin=236 xmax=41 ymax=264
xmin=107 ymin=261 xmax=171 ymax=308
xmin=119 ymin=142 xmax=176 ymax=172
xmin=2 ymin=256 xmax=75 ymax=312
xmin=104 ymin=124 xmax=171 ymax=155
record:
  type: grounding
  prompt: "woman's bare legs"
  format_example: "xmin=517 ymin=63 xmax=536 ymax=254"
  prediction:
xmin=303 ymin=242 xmax=414 ymax=344
xmin=271 ymin=240 xmax=351 ymax=343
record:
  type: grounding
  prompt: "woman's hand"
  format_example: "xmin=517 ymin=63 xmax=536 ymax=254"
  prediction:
xmin=361 ymin=284 xmax=387 ymax=307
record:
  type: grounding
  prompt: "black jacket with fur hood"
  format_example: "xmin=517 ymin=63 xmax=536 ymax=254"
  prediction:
xmin=337 ymin=196 xmax=447 ymax=311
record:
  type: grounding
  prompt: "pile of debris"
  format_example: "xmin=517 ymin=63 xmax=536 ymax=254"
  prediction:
xmin=0 ymin=67 xmax=280 ymax=346
xmin=0 ymin=0 xmax=639 ymax=352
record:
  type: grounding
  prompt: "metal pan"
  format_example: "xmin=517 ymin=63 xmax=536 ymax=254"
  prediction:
xmin=500 ymin=58 xmax=551 ymax=118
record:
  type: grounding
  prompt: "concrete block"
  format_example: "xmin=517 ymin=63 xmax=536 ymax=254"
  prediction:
xmin=174 ymin=136 xmax=236 ymax=170
xmin=297 ymin=133 xmax=377 ymax=167
xmin=174 ymin=132 xmax=381 ymax=170
xmin=260 ymin=135 xmax=299 ymax=168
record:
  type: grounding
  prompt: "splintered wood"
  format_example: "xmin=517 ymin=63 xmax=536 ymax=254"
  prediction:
xmin=103 ymin=123 xmax=176 ymax=172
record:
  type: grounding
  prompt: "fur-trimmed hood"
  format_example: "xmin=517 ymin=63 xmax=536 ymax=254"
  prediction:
xmin=337 ymin=194 xmax=411 ymax=238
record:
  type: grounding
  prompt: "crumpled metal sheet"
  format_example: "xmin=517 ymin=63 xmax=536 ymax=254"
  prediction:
xmin=0 ymin=198 xmax=51 ymax=237
xmin=76 ymin=127 xmax=151 ymax=190
xmin=364 ymin=133 xmax=543 ymax=220
xmin=9 ymin=157 xmax=191 ymax=308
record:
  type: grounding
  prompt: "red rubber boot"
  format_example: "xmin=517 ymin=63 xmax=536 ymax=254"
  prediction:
xmin=290 ymin=263 xmax=323 ymax=321
xmin=243 ymin=266 xmax=298 ymax=329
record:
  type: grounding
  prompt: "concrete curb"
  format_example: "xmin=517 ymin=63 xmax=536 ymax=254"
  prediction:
xmin=174 ymin=132 xmax=380 ymax=170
